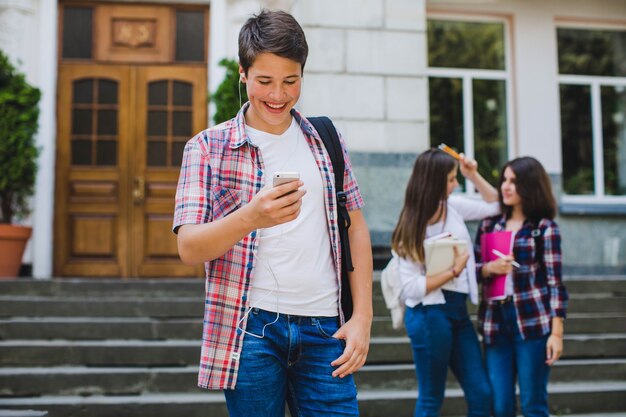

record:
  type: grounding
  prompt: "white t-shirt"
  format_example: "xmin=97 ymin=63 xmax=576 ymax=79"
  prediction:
xmin=246 ymin=118 xmax=338 ymax=316
xmin=399 ymin=195 xmax=500 ymax=307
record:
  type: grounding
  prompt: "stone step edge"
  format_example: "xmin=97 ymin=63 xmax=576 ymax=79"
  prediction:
xmin=3 ymin=311 xmax=625 ymax=323
xmin=2 ymin=357 xmax=625 ymax=375
xmin=1 ymin=381 xmax=626 ymax=406
xmin=1 ymin=333 xmax=624 ymax=347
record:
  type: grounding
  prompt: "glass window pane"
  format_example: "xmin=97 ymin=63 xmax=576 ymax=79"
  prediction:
xmin=148 ymin=111 xmax=168 ymax=136
xmin=473 ymin=79 xmax=508 ymax=186
xmin=97 ymin=110 xmax=117 ymax=135
xmin=428 ymin=20 xmax=505 ymax=70
xmin=173 ymin=81 xmax=192 ymax=106
xmin=429 ymin=77 xmax=464 ymax=152
xmin=96 ymin=140 xmax=118 ymax=166
xmin=560 ymin=84 xmax=594 ymax=195
xmin=98 ymin=80 xmax=118 ymax=104
xmin=602 ymin=86 xmax=626 ymax=196
xmin=557 ymin=28 xmax=626 ymax=77
xmin=429 ymin=77 xmax=465 ymax=189
xmin=72 ymin=109 xmax=93 ymax=135
xmin=172 ymin=111 xmax=192 ymax=136
xmin=72 ymin=140 xmax=92 ymax=165
xmin=62 ymin=7 xmax=93 ymax=59
xmin=73 ymin=79 xmax=93 ymax=104
xmin=175 ymin=10 xmax=205 ymax=62
xmin=172 ymin=141 xmax=186 ymax=167
xmin=147 ymin=141 xmax=167 ymax=167
xmin=149 ymin=81 xmax=168 ymax=106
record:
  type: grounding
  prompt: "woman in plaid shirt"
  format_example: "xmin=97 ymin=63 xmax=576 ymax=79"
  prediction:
xmin=475 ymin=157 xmax=569 ymax=417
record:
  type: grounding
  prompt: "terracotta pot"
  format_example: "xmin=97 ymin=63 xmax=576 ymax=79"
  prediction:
xmin=0 ymin=224 xmax=32 ymax=278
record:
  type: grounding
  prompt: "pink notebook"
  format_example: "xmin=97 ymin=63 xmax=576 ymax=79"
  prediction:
xmin=480 ymin=231 xmax=513 ymax=301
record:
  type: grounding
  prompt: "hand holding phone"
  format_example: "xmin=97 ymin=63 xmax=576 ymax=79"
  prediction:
xmin=272 ymin=171 xmax=300 ymax=187
xmin=273 ymin=172 xmax=301 ymax=198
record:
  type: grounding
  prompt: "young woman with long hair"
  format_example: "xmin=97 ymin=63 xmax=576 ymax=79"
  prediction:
xmin=391 ymin=148 xmax=499 ymax=417
xmin=474 ymin=157 xmax=568 ymax=417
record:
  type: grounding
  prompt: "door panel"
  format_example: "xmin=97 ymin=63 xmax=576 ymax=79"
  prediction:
xmin=55 ymin=65 xmax=131 ymax=276
xmin=55 ymin=64 xmax=206 ymax=277
xmin=133 ymin=66 xmax=206 ymax=277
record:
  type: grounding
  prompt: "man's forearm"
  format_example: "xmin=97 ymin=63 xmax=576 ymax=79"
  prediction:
xmin=177 ymin=206 xmax=256 ymax=265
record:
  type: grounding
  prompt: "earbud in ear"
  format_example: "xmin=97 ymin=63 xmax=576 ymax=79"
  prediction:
xmin=239 ymin=74 xmax=246 ymax=83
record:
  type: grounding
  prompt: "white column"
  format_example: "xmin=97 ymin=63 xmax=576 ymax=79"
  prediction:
xmin=31 ymin=0 xmax=58 ymax=279
xmin=208 ymin=0 xmax=228 ymax=126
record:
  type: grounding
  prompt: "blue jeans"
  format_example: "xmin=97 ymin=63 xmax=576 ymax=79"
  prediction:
xmin=404 ymin=290 xmax=492 ymax=417
xmin=485 ymin=301 xmax=550 ymax=417
xmin=223 ymin=308 xmax=358 ymax=417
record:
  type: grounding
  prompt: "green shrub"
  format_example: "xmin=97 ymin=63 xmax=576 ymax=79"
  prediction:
xmin=211 ymin=58 xmax=247 ymax=125
xmin=0 ymin=50 xmax=41 ymax=223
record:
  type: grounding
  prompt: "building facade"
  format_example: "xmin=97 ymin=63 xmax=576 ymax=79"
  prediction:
xmin=1 ymin=0 xmax=624 ymax=278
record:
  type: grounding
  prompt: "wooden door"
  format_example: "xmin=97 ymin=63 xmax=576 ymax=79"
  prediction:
xmin=55 ymin=2 xmax=208 ymax=277
xmin=55 ymin=65 xmax=133 ymax=277
xmin=132 ymin=66 xmax=206 ymax=277
xmin=54 ymin=65 xmax=206 ymax=277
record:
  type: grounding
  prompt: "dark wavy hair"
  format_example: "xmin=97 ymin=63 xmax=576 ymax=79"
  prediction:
xmin=391 ymin=149 xmax=457 ymax=262
xmin=238 ymin=9 xmax=308 ymax=75
xmin=499 ymin=156 xmax=557 ymax=223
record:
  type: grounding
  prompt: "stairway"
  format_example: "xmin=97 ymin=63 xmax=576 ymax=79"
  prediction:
xmin=0 ymin=276 xmax=625 ymax=416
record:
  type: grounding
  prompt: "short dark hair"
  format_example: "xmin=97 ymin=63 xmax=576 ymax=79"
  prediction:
xmin=238 ymin=9 xmax=308 ymax=75
xmin=499 ymin=156 xmax=557 ymax=223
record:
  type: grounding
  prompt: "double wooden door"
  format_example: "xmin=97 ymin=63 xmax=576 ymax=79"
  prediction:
xmin=54 ymin=64 xmax=206 ymax=277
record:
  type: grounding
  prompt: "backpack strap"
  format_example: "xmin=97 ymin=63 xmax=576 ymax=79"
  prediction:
xmin=308 ymin=116 xmax=354 ymax=270
xmin=531 ymin=225 xmax=544 ymax=265
xmin=308 ymin=116 xmax=354 ymax=319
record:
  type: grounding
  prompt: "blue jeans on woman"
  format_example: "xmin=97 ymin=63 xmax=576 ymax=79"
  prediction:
xmin=404 ymin=290 xmax=492 ymax=417
xmin=223 ymin=308 xmax=358 ymax=417
xmin=485 ymin=300 xmax=550 ymax=417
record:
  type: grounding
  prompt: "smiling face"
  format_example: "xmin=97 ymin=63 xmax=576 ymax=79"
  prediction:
xmin=240 ymin=52 xmax=302 ymax=135
xmin=501 ymin=166 xmax=522 ymax=208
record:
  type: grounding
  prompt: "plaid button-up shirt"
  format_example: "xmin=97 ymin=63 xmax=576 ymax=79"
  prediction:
xmin=475 ymin=215 xmax=568 ymax=344
xmin=173 ymin=104 xmax=363 ymax=390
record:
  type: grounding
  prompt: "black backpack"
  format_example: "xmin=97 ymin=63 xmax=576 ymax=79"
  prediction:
xmin=308 ymin=116 xmax=354 ymax=320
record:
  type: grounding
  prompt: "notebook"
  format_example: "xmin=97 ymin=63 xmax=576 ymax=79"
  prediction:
xmin=424 ymin=233 xmax=468 ymax=275
xmin=480 ymin=230 xmax=514 ymax=301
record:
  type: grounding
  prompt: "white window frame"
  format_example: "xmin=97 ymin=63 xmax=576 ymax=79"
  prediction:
xmin=557 ymin=23 xmax=626 ymax=205
xmin=426 ymin=14 xmax=515 ymax=195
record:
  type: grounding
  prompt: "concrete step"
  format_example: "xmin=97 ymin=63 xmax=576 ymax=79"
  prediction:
xmin=0 ymin=317 xmax=204 ymax=340
xmin=1 ymin=276 xmax=624 ymax=298
xmin=370 ymin=313 xmax=626 ymax=337
xmin=372 ymin=295 xmax=626 ymax=316
xmin=1 ymin=334 xmax=624 ymax=368
xmin=354 ymin=358 xmax=626 ymax=392
xmin=2 ymin=358 xmax=624 ymax=397
xmin=1 ymin=293 xmax=624 ymax=319
xmin=0 ymin=297 xmax=204 ymax=318
xmin=365 ymin=334 xmax=626 ymax=364
xmin=371 ymin=274 xmax=626 ymax=295
xmin=2 ymin=312 xmax=623 ymax=340
xmin=356 ymin=381 xmax=626 ymax=416
xmin=1 ymin=381 xmax=625 ymax=417
xmin=0 ymin=279 xmax=204 ymax=297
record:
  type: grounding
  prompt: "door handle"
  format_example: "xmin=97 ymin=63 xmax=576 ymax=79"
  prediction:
xmin=133 ymin=176 xmax=145 ymax=204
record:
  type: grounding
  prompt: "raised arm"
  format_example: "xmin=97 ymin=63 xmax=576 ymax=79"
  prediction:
xmin=459 ymin=153 xmax=498 ymax=202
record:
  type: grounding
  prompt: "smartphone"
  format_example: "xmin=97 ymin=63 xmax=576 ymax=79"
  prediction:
xmin=272 ymin=171 xmax=300 ymax=187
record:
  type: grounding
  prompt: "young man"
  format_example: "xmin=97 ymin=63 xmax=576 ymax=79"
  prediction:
xmin=173 ymin=10 xmax=373 ymax=417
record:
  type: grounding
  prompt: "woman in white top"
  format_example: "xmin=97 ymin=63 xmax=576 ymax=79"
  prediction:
xmin=391 ymin=148 xmax=499 ymax=417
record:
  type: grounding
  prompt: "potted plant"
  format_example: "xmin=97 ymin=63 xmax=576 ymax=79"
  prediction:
xmin=211 ymin=58 xmax=248 ymax=124
xmin=0 ymin=50 xmax=41 ymax=277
